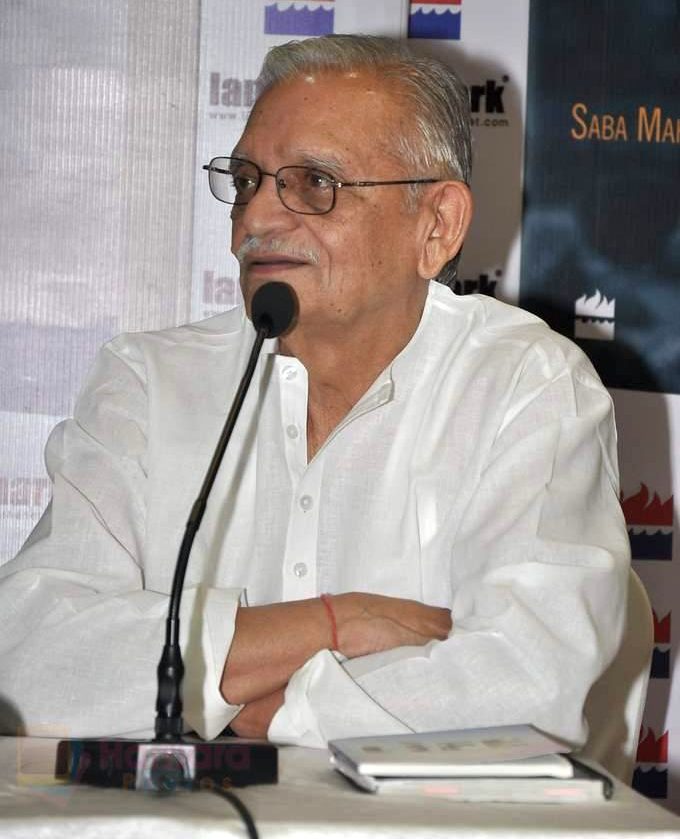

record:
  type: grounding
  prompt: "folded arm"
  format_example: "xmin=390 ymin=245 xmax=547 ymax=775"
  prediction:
xmin=223 ymin=593 xmax=451 ymax=735
xmin=264 ymin=346 xmax=631 ymax=747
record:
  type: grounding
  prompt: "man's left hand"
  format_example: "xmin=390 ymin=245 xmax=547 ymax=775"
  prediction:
xmin=229 ymin=688 xmax=286 ymax=739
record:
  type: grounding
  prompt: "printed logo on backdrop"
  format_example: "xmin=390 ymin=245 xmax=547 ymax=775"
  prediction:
xmin=469 ymin=78 xmax=511 ymax=130
xmin=408 ymin=1 xmax=461 ymax=41
xmin=570 ymin=102 xmax=680 ymax=146
xmin=264 ymin=1 xmax=334 ymax=36
xmin=201 ymin=270 xmax=239 ymax=319
xmin=197 ymin=263 xmax=504 ymax=321
xmin=634 ymin=727 xmax=669 ymax=799
xmin=454 ymin=269 xmax=502 ymax=298
xmin=651 ymin=610 xmax=671 ymax=680
xmin=574 ymin=290 xmax=615 ymax=341
xmin=208 ymin=74 xmax=262 ymax=125
xmin=0 ymin=477 xmax=50 ymax=517
xmin=622 ymin=484 xmax=673 ymax=562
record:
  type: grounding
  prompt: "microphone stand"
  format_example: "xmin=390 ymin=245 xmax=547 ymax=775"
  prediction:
xmin=56 ymin=282 xmax=296 ymax=792
xmin=155 ymin=321 xmax=269 ymax=743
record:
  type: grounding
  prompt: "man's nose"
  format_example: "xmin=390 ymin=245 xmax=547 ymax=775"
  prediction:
xmin=236 ymin=173 xmax=297 ymax=237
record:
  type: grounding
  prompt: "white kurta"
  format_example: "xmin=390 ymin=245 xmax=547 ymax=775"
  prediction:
xmin=0 ymin=282 xmax=630 ymax=747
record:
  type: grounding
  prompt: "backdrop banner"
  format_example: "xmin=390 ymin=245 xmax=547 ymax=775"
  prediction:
xmin=520 ymin=2 xmax=680 ymax=808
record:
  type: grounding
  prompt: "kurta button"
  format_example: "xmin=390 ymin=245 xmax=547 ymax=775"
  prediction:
xmin=293 ymin=562 xmax=308 ymax=578
xmin=299 ymin=495 xmax=313 ymax=511
xmin=286 ymin=424 xmax=299 ymax=439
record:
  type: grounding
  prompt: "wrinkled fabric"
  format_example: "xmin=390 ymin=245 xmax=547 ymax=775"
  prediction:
xmin=0 ymin=282 xmax=629 ymax=746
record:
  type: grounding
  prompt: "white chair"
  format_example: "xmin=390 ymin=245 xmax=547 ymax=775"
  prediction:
xmin=581 ymin=569 xmax=654 ymax=782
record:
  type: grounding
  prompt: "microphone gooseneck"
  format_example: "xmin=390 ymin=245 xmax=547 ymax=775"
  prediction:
xmin=155 ymin=281 xmax=298 ymax=742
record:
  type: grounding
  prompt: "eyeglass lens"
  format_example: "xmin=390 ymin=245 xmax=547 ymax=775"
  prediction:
xmin=207 ymin=157 xmax=336 ymax=215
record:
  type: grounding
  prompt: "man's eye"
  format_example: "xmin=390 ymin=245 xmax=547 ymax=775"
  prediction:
xmin=231 ymin=173 xmax=256 ymax=193
xmin=305 ymin=171 xmax=333 ymax=190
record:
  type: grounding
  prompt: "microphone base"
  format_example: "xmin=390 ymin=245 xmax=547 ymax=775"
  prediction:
xmin=55 ymin=737 xmax=278 ymax=791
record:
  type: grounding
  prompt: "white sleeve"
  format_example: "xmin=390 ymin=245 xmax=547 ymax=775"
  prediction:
xmin=269 ymin=348 xmax=630 ymax=748
xmin=0 ymin=338 xmax=240 ymax=740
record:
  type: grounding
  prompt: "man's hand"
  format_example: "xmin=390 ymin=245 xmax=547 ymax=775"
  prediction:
xmin=229 ymin=689 xmax=285 ymax=739
xmin=333 ymin=593 xmax=452 ymax=659
xmin=221 ymin=593 xmax=451 ymax=707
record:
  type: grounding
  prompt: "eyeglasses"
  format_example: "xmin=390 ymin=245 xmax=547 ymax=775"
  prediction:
xmin=202 ymin=156 xmax=442 ymax=216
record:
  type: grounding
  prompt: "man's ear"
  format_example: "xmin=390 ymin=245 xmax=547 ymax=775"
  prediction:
xmin=417 ymin=181 xmax=473 ymax=280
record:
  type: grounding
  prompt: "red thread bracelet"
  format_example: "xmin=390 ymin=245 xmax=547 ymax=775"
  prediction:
xmin=320 ymin=593 xmax=339 ymax=651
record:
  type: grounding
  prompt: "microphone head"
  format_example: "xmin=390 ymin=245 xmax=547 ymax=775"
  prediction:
xmin=251 ymin=281 xmax=298 ymax=338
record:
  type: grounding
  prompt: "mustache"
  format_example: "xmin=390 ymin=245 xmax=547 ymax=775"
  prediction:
xmin=235 ymin=236 xmax=320 ymax=266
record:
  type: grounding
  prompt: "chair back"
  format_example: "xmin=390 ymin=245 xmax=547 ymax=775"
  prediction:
xmin=581 ymin=569 xmax=653 ymax=782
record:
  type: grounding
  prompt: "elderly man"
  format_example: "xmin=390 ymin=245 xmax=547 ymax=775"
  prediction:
xmin=0 ymin=36 xmax=629 ymax=748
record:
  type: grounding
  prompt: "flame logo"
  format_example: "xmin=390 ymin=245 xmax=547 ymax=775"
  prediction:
xmin=574 ymin=289 xmax=616 ymax=319
xmin=653 ymin=610 xmax=671 ymax=644
xmin=636 ymin=727 xmax=669 ymax=763
xmin=621 ymin=484 xmax=673 ymax=527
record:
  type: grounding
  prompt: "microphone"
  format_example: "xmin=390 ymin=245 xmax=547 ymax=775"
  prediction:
xmin=251 ymin=280 xmax=298 ymax=338
xmin=56 ymin=282 xmax=298 ymax=793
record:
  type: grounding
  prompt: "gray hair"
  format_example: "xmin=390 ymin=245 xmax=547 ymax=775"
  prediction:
xmin=257 ymin=35 xmax=471 ymax=286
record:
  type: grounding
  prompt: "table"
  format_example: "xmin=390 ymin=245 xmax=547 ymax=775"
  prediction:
xmin=2 ymin=737 xmax=680 ymax=838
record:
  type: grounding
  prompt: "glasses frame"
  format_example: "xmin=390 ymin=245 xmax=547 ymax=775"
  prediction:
xmin=202 ymin=156 xmax=443 ymax=216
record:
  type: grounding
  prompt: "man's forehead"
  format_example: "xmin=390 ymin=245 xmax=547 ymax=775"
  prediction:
xmin=251 ymin=68 xmax=400 ymax=121
xmin=235 ymin=69 xmax=405 ymax=166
